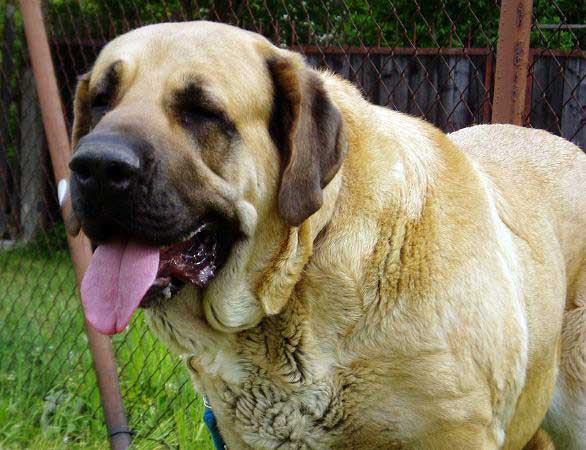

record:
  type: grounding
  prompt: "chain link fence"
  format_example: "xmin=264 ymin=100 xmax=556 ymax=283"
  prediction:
xmin=527 ymin=3 xmax=586 ymax=143
xmin=0 ymin=0 xmax=584 ymax=448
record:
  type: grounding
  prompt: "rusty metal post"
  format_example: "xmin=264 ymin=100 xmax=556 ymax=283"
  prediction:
xmin=18 ymin=2 xmax=132 ymax=449
xmin=492 ymin=0 xmax=534 ymax=125
xmin=482 ymin=51 xmax=495 ymax=123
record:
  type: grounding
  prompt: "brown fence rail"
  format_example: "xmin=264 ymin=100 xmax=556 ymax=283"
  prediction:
xmin=1 ymin=0 xmax=584 ymax=448
xmin=49 ymin=39 xmax=586 ymax=142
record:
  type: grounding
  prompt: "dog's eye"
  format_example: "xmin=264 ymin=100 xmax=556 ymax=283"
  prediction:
xmin=91 ymin=93 xmax=110 ymax=122
xmin=179 ymin=106 xmax=220 ymax=128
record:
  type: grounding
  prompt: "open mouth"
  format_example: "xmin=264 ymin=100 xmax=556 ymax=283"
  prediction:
xmin=80 ymin=216 xmax=238 ymax=335
xmin=140 ymin=220 xmax=235 ymax=308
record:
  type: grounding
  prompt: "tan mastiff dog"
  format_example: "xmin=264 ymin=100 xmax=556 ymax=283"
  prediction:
xmin=68 ymin=21 xmax=586 ymax=449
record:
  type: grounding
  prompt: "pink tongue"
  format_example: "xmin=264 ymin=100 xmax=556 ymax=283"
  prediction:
xmin=81 ymin=239 xmax=160 ymax=335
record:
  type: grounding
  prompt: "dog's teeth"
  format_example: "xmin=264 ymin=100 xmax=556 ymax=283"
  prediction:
xmin=180 ymin=228 xmax=199 ymax=242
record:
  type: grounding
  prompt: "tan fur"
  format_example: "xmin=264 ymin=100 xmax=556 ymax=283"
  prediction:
xmin=524 ymin=428 xmax=556 ymax=450
xmin=74 ymin=22 xmax=586 ymax=449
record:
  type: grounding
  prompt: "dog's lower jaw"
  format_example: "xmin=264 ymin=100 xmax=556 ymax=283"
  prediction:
xmin=200 ymin=236 xmax=265 ymax=332
xmin=182 ymin=197 xmax=264 ymax=333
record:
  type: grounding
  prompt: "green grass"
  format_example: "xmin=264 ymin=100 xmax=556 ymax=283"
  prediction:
xmin=0 ymin=229 xmax=213 ymax=449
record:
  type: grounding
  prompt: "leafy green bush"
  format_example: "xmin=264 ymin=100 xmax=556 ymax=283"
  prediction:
xmin=43 ymin=0 xmax=584 ymax=49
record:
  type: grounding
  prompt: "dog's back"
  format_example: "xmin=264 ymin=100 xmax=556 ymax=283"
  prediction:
xmin=322 ymin=72 xmax=586 ymax=447
xmin=450 ymin=124 xmax=586 ymax=449
xmin=450 ymin=124 xmax=586 ymax=266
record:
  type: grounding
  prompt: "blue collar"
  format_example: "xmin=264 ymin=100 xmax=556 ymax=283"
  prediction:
xmin=203 ymin=396 xmax=226 ymax=450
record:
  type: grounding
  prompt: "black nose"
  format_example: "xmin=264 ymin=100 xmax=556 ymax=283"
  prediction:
xmin=69 ymin=133 xmax=141 ymax=195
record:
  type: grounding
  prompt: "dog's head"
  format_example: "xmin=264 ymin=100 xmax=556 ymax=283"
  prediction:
xmin=69 ymin=22 xmax=347 ymax=335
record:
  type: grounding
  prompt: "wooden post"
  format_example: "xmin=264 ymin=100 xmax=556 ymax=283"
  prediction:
xmin=492 ymin=0 xmax=534 ymax=125
xmin=19 ymin=69 xmax=46 ymax=242
xmin=18 ymin=1 xmax=132 ymax=449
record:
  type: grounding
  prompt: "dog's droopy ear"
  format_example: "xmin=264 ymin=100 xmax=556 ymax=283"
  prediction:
xmin=268 ymin=54 xmax=347 ymax=227
xmin=71 ymin=71 xmax=92 ymax=148
xmin=66 ymin=71 xmax=91 ymax=237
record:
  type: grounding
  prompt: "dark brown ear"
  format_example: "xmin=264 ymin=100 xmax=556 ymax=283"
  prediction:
xmin=268 ymin=54 xmax=347 ymax=227
xmin=71 ymin=72 xmax=92 ymax=147
xmin=66 ymin=72 xmax=91 ymax=237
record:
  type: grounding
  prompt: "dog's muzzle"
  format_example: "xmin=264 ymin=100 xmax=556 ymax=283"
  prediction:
xmin=68 ymin=131 xmax=240 ymax=336
xmin=69 ymin=131 xmax=193 ymax=244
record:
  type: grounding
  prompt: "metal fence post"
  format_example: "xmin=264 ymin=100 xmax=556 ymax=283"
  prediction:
xmin=492 ymin=0 xmax=534 ymax=125
xmin=18 ymin=1 xmax=132 ymax=449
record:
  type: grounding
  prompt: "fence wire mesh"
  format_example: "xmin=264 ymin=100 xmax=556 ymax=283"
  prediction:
xmin=0 ymin=0 xmax=584 ymax=448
